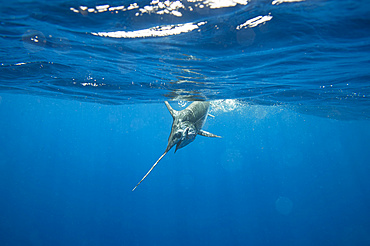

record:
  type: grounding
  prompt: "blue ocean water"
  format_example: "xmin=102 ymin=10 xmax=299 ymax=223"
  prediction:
xmin=1 ymin=0 xmax=370 ymax=245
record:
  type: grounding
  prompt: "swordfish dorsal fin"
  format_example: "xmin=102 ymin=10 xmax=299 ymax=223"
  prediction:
xmin=198 ymin=129 xmax=222 ymax=138
xmin=165 ymin=101 xmax=177 ymax=119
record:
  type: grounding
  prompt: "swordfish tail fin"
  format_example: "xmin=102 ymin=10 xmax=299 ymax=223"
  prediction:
xmin=132 ymin=151 xmax=168 ymax=191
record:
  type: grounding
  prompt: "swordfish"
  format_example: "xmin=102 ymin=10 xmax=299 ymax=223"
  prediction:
xmin=132 ymin=101 xmax=221 ymax=191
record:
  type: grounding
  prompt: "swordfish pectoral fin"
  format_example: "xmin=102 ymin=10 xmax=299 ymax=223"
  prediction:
xmin=132 ymin=150 xmax=168 ymax=191
xmin=198 ymin=130 xmax=222 ymax=138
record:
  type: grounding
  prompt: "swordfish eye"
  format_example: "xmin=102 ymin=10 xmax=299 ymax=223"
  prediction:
xmin=174 ymin=132 xmax=181 ymax=139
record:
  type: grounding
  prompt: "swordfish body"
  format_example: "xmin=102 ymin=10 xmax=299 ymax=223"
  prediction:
xmin=132 ymin=101 xmax=221 ymax=191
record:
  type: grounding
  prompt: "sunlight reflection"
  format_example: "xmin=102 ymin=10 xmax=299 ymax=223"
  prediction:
xmin=70 ymin=0 xmax=249 ymax=17
xmin=188 ymin=0 xmax=249 ymax=9
xmin=272 ymin=0 xmax=305 ymax=5
xmin=236 ymin=15 xmax=273 ymax=29
xmin=92 ymin=22 xmax=206 ymax=38
xmin=138 ymin=0 xmax=185 ymax=17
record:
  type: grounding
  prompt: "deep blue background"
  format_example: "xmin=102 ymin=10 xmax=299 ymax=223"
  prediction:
xmin=1 ymin=93 xmax=369 ymax=245
xmin=1 ymin=0 xmax=370 ymax=245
